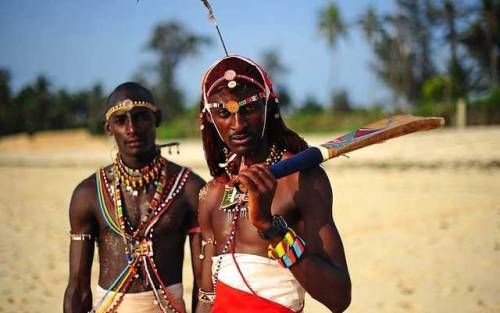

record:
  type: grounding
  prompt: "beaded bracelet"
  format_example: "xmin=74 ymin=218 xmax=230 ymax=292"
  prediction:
xmin=267 ymin=228 xmax=306 ymax=268
xmin=198 ymin=288 xmax=216 ymax=304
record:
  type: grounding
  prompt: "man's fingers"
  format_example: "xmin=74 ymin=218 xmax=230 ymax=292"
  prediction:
xmin=240 ymin=167 xmax=274 ymax=192
xmin=253 ymin=164 xmax=276 ymax=185
xmin=236 ymin=173 xmax=259 ymax=193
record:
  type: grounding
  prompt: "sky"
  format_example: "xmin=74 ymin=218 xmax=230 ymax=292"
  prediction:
xmin=0 ymin=0 xmax=397 ymax=107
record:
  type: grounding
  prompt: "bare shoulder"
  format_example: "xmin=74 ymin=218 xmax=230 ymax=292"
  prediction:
xmin=69 ymin=171 xmax=99 ymax=230
xmin=280 ymin=153 xmax=332 ymax=217
xmin=197 ymin=178 xmax=223 ymax=231
xmin=186 ymin=170 xmax=206 ymax=196
xmin=71 ymin=173 xmax=98 ymax=209
xmin=299 ymin=165 xmax=331 ymax=189
xmin=280 ymin=151 xmax=332 ymax=197
xmin=198 ymin=178 xmax=223 ymax=213
xmin=167 ymin=160 xmax=205 ymax=199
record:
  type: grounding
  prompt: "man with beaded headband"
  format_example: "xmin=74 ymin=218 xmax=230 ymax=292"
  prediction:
xmin=196 ymin=55 xmax=351 ymax=312
xmin=64 ymin=82 xmax=205 ymax=313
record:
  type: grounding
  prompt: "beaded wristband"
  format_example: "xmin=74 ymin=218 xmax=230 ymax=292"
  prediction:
xmin=198 ymin=288 xmax=216 ymax=304
xmin=267 ymin=228 xmax=306 ymax=268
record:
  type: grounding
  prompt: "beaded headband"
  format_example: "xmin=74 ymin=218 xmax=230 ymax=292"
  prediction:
xmin=105 ymin=99 xmax=158 ymax=121
xmin=205 ymin=92 xmax=266 ymax=114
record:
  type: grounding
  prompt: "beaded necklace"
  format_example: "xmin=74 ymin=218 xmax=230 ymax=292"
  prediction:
xmin=115 ymin=153 xmax=165 ymax=197
xmin=91 ymin=155 xmax=191 ymax=313
xmin=213 ymin=144 xmax=285 ymax=293
xmin=220 ymin=143 xmax=284 ymax=220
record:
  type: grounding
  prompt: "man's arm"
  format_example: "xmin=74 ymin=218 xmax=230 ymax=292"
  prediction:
xmin=195 ymin=181 xmax=218 ymax=313
xmin=184 ymin=173 xmax=206 ymax=312
xmin=289 ymin=166 xmax=351 ymax=311
xmin=239 ymin=164 xmax=351 ymax=312
xmin=63 ymin=177 xmax=98 ymax=313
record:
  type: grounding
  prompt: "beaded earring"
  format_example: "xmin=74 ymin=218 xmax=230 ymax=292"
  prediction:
xmin=199 ymin=112 xmax=205 ymax=130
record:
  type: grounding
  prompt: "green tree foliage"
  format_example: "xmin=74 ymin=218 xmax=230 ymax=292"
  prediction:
xmin=359 ymin=0 xmax=436 ymax=107
xmin=146 ymin=21 xmax=211 ymax=121
xmin=428 ymin=0 xmax=470 ymax=100
xmin=461 ymin=0 xmax=500 ymax=89
xmin=318 ymin=2 xmax=347 ymax=49
xmin=86 ymin=84 xmax=106 ymax=134
xmin=15 ymin=76 xmax=52 ymax=135
xmin=298 ymin=95 xmax=324 ymax=115
xmin=260 ymin=49 xmax=292 ymax=110
xmin=330 ymin=89 xmax=352 ymax=113
xmin=318 ymin=1 xmax=348 ymax=104
xmin=0 ymin=69 xmax=15 ymax=135
xmin=0 ymin=72 xmax=107 ymax=136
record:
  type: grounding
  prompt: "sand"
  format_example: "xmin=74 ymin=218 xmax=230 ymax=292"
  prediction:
xmin=0 ymin=127 xmax=499 ymax=312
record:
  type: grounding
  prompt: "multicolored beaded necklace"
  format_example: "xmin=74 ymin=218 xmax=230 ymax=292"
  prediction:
xmin=91 ymin=153 xmax=191 ymax=313
xmin=115 ymin=153 xmax=165 ymax=197
xmin=213 ymin=144 xmax=285 ymax=293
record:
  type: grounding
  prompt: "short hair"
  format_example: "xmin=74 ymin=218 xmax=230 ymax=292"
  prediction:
xmin=106 ymin=82 xmax=156 ymax=110
xmin=105 ymin=82 xmax=161 ymax=125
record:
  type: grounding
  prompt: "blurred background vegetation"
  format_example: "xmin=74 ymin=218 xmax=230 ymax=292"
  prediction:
xmin=1 ymin=0 xmax=499 ymax=139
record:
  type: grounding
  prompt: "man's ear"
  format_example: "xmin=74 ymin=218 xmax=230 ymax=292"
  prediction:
xmin=205 ymin=112 xmax=214 ymax=124
xmin=104 ymin=120 xmax=112 ymax=135
xmin=154 ymin=111 xmax=162 ymax=127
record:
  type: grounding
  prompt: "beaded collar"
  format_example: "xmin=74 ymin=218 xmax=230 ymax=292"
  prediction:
xmin=115 ymin=153 xmax=165 ymax=197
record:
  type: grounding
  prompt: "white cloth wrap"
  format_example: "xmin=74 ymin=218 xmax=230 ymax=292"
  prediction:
xmin=93 ymin=283 xmax=185 ymax=313
xmin=212 ymin=253 xmax=305 ymax=312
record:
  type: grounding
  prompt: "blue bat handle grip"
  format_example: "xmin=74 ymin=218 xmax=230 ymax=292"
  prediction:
xmin=269 ymin=147 xmax=324 ymax=179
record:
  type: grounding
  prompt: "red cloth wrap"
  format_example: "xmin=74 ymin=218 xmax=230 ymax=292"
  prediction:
xmin=212 ymin=281 xmax=296 ymax=313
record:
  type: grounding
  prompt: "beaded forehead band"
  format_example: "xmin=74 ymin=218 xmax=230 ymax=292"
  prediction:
xmin=105 ymin=99 xmax=158 ymax=121
xmin=205 ymin=92 xmax=266 ymax=114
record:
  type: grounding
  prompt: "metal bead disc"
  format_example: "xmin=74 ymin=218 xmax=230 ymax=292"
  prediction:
xmin=224 ymin=70 xmax=236 ymax=81
xmin=225 ymin=100 xmax=239 ymax=113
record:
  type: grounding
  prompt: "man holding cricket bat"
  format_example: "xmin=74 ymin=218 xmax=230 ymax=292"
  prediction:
xmin=195 ymin=54 xmax=351 ymax=313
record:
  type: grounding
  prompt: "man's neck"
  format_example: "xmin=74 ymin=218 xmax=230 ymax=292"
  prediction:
xmin=119 ymin=149 xmax=157 ymax=169
xmin=240 ymin=140 xmax=271 ymax=167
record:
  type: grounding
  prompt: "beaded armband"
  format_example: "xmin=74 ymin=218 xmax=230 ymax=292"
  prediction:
xmin=198 ymin=288 xmax=216 ymax=304
xmin=267 ymin=228 xmax=306 ymax=268
xmin=69 ymin=232 xmax=94 ymax=241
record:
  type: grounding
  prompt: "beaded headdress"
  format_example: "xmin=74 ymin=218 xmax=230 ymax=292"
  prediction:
xmin=200 ymin=54 xmax=277 ymax=140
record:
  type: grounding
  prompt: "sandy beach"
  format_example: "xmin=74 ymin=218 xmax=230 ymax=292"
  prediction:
xmin=0 ymin=126 xmax=499 ymax=313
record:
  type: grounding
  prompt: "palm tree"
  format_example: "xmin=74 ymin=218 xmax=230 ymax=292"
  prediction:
xmin=147 ymin=21 xmax=211 ymax=119
xmin=359 ymin=5 xmax=382 ymax=45
xmin=433 ymin=0 xmax=469 ymax=100
xmin=260 ymin=49 xmax=292 ymax=110
xmin=461 ymin=0 xmax=500 ymax=89
xmin=318 ymin=1 xmax=347 ymax=49
xmin=317 ymin=1 xmax=348 ymax=107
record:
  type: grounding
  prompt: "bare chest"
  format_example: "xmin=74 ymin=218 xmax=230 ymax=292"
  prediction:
xmin=95 ymin=183 xmax=189 ymax=240
xmin=211 ymin=183 xmax=300 ymax=253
